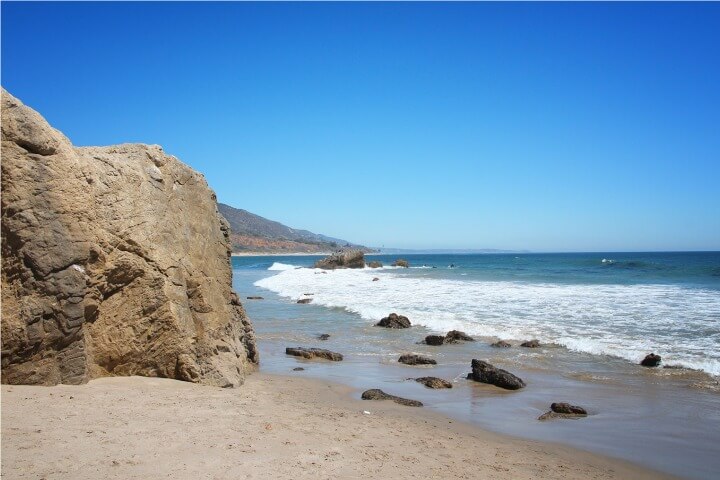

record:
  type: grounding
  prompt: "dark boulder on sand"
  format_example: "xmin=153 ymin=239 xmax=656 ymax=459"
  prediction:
xmin=538 ymin=402 xmax=588 ymax=420
xmin=297 ymin=298 xmax=313 ymax=304
xmin=392 ymin=259 xmax=410 ymax=268
xmin=520 ymin=339 xmax=540 ymax=348
xmin=361 ymin=389 xmax=423 ymax=407
xmin=424 ymin=335 xmax=446 ymax=346
xmin=314 ymin=250 xmax=365 ymax=269
xmin=467 ymin=359 xmax=526 ymax=390
xmin=445 ymin=330 xmax=474 ymax=342
xmin=285 ymin=347 xmax=343 ymax=361
xmin=415 ymin=377 xmax=453 ymax=389
xmin=376 ymin=313 xmax=411 ymax=328
xmin=399 ymin=354 xmax=437 ymax=366
xmin=491 ymin=340 xmax=512 ymax=348
xmin=368 ymin=261 xmax=383 ymax=268
xmin=641 ymin=353 xmax=662 ymax=367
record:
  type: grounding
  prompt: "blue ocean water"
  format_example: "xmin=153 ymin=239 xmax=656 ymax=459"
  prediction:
xmin=237 ymin=252 xmax=720 ymax=376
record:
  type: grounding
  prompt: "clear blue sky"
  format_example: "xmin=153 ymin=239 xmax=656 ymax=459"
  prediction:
xmin=2 ymin=2 xmax=719 ymax=251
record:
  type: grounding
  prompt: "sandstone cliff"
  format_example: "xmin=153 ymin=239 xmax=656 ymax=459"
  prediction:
xmin=1 ymin=89 xmax=258 ymax=386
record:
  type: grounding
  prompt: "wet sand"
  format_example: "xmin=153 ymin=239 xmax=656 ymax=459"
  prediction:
xmin=1 ymin=374 xmax=672 ymax=480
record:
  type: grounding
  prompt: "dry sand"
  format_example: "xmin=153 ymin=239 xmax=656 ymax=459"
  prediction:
xmin=1 ymin=374 xmax=673 ymax=479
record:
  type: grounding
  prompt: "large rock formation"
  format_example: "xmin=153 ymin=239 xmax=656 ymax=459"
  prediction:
xmin=313 ymin=250 xmax=365 ymax=269
xmin=1 ymin=89 xmax=258 ymax=387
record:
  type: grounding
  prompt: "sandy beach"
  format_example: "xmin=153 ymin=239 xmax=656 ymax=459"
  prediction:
xmin=1 ymin=374 xmax=672 ymax=480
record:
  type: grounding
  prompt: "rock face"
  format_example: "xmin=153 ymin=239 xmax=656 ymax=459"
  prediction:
xmin=466 ymin=360 xmax=526 ymax=390
xmin=314 ymin=250 xmax=365 ymax=269
xmin=285 ymin=347 xmax=343 ymax=361
xmin=0 ymin=89 xmax=258 ymax=387
xmin=398 ymin=354 xmax=436 ymax=366
xmin=415 ymin=377 xmax=453 ymax=389
xmin=375 ymin=313 xmax=411 ymax=328
xmin=361 ymin=389 xmax=423 ymax=407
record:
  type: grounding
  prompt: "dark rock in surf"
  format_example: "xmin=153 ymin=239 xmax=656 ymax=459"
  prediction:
xmin=491 ymin=340 xmax=512 ymax=348
xmin=466 ymin=359 xmax=525 ymax=390
xmin=424 ymin=335 xmax=446 ymax=346
xmin=399 ymin=354 xmax=436 ymax=366
xmin=445 ymin=330 xmax=474 ymax=342
xmin=538 ymin=402 xmax=588 ymax=420
xmin=372 ymin=277 xmax=380 ymax=282
xmin=375 ymin=313 xmax=411 ymax=328
xmin=368 ymin=261 xmax=383 ymax=268
xmin=314 ymin=250 xmax=365 ymax=269
xmin=361 ymin=389 xmax=423 ymax=407
xmin=415 ymin=377 xmax=453 ymax=389
xmin=246 ymin=296 xmax=264 ymax=300
xmin=318 ymin=334 xmax=331 ymax=341
xmin=297 ymin=298 xmax=312 ymax=304
xmin=392 ymin=259 xmax=409 ymax=268
xmin=641 ymin=353 xmax=662 ymax=367
xmin=285 ymin=347 xmax=343 ymax=361
xmin=520 ymin=339 xmax=540 ymax=348
xmin=292 ymin=367 xmax=305 ymax=371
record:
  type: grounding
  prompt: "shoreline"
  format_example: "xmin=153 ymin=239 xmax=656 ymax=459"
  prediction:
xmin=1 ymin=374 xmax=674 ymax=479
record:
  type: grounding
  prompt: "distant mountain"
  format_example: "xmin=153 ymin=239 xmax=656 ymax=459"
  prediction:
xmin=218 ymin=203 xmax=368 ymax=254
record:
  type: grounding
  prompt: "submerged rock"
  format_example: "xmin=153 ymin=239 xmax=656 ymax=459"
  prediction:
xmin=292 ymin=367 xmax=305 ymax=371
xmin=466 ymin=359 xmax=525 ymax=390
xmin=361 ymin=389 xmax=423 ymax=407
xmin=491 ymin=340 xmax=512 ymax=348
xmin=372 ymin=277 xmax=380 ymax=282
xmin=314 ymin=250 xmax=365 ymax=269
xmin=538 ymin=403 xmax=588 ymax=420
xmin=285 ymin=347 xmax=343 ymax=361
xmin=520 ymin=340 xmax=540 ymax=348
xmin=445 ymin=330 xmax=474 ymax=342
xmin=297 ymin=298 xmax=313 ymax=304
xmin=415 ymin=377 xmax=453 ymax=389
xmin=246 ymin=296 xmax=264 ymax=300
xmin=318 ymin=334 xmax=331 ymax=341
xmin=392 ymin=259 xmax=409 ymax=268
xmin=641 ymin=353 xmax=662 ymax=367
xmin=367 ymin=261 xmax=383 ymax=268
xmin=424 ymin=335 xmax=446 ymax=346
xmin=0 ymin=89 xmax=257 ymax=387
xmin=376 ymin=313 xmax=411 ymax=328
xmin=398 ymin=354 xmax=437 ymax=366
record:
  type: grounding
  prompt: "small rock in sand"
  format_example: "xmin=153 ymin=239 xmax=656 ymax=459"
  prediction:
xmin=361 ymin=389 xmax=423 ymax=407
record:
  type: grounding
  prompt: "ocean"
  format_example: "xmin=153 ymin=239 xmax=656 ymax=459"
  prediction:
xmin=233 ymin=252 xmax=720 ymax=479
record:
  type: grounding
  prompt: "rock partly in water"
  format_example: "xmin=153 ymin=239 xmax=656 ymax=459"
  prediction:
xmin=375 ymin=313 xmax=411 ymax=329
xmin=641 ymin=353 xmax=662 ymax=367
xmin=318 ymin=334 xmax=331 ymax=341
xmin=292 ymin=367 xmax=305 ymax=371
xmin=0 ymin=89 xmax=257 ymax=387
xmin=314 ymin=250 xmax=365 ymax=269
xmin=445 ymin=330 xmax=475 ymax=343
xmin=372 ymin=277 xmax=380 ymax=282
xmin=424 ymin=335 xmax=446 ymax=346
xmin=285 ymin=347 xmax=343 ymax=361
xmin=367 ymin=261 xmax=383 ymax=268
xmin=520 ymin=340 xmax=540 ymax=348
xmin=466 ymin=359 xmax=526 ymax=390
xmin=398 ymin=354 xmax=437 ymax=366
xmin=391 ymin=259 xmax=410 ymax=268
xmin=415 ymin=377 xmax=453 ymax=389
xmin=538 ymin=403 xmax=588 ymax=420
xmin=297 ymin=298 xmax=313 ymax=304
xmin=246 ymin=296 xmax=264 ymax=300
xmin=491 ymin=340 xmax=512 ymax=348
xmin=361 ymin=389 xmax=423 ymax=407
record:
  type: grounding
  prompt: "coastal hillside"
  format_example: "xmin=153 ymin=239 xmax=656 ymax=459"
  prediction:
xmin=218 ymin=202 xmax=368 ymax=253
xmin=0 ymin=89 xmax=258 ymax=386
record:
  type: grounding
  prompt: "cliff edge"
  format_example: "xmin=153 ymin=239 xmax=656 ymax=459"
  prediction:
xmin=1 ymin=89 xmax=258 ymax=386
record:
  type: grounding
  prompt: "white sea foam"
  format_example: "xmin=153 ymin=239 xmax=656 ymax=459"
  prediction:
xmin=267 ymin=262 xmax=297 ymax=271
xmin=255 ymin=265 xmax=720 ymax=376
